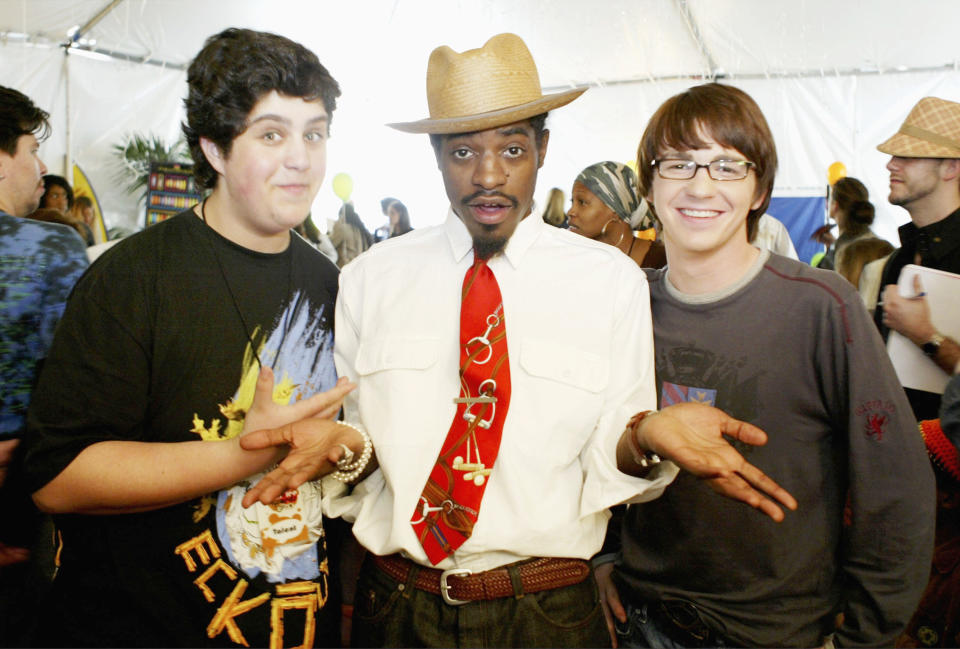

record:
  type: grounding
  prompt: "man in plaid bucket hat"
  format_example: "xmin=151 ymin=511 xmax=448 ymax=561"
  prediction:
xmin=875 ymin=96 xmax=960 ymax=421
xmin=875 ymin=96 xmax=960 ymax=648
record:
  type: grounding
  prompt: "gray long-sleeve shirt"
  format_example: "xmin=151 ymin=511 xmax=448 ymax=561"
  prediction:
xmin=615 ymin=251 xmax=935 ymax=648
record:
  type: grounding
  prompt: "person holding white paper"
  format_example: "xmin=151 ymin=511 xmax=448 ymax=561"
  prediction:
xmin=875 ymin=96 xmax=960 ymax=419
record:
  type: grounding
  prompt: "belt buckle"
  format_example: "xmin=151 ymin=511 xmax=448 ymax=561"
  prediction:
xmin=439 ymin=568 xmax=472 ymax=605
xmin=657 ymin=600 xmax=713 ymax=647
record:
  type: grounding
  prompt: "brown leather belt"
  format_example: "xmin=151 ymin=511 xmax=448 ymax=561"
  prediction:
xmin=373 ymin=553 xmax=590 ymax=605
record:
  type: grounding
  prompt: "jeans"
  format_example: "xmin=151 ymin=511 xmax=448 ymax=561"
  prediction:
xmin=615 ymin=603 xmax=728 ymax=649
xmin=350 ymin=554 xmax=609 ymax=648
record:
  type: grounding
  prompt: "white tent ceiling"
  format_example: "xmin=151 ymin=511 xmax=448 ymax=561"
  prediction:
xmin=2 ymin=0 xmax=960 ymax=247
xmin=6 ymin=0 xmax=959 ymax=83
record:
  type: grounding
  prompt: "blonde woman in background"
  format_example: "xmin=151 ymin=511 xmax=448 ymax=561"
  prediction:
xmin=837 ymin=237 xmax=894 ymax=290
xmin=542 ymin=186 xmax=566 ymax=227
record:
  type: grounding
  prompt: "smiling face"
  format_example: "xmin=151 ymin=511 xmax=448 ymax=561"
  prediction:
xmin=201 ymin=90 xmax=328 ymax=251
xmin=567 ymin=181 xmax=618 ymax=239
xmin=0 ymin=134 xmax=48 ymax=218
xmin=650 ymin=129 xmax=765 ymax=264
xmin=436 ymin=119 xmax=548 ymax=258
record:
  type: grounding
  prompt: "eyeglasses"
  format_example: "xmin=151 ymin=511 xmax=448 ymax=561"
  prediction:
xmin=652 ymin=158 xmax=756 ymax=181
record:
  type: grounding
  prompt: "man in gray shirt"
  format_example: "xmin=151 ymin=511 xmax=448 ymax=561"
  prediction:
xmin=597 ymin=83 xmax=934 ymax=648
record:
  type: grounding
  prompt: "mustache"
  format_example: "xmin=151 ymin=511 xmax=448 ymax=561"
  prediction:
xmin=461 ymin=191 xmax=518 ymax=208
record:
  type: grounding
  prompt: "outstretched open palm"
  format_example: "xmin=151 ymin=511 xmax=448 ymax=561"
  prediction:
xmin=637 ymin=402 xmax=798 ymax=521
xmin=238 ymin=367 xmax=363 ymax=507
xmin=241 ymin=366 xmax=353 ymax=435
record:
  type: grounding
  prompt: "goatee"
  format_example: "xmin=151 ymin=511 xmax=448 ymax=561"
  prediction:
xmin=473 ymin=237 xmax=508 ymax=260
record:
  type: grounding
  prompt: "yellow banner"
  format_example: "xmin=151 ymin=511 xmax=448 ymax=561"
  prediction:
xmin=72 ymin=164 xmax=107 ymax=244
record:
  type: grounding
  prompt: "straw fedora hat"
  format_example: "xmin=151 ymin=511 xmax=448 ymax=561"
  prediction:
xmin=877 ymin=96 xmax=960 ymax=158
xmin=388 ymin=33 xmax=586 ymax=134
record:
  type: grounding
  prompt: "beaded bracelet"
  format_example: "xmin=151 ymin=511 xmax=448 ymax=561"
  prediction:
xmin=626 ymin=410 xmax=662 ymax=468
xmin=332 ymin=421 xmax=373 ymax=483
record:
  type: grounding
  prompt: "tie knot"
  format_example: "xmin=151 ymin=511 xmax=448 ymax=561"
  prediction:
xmin=464 ymin=256 xmax=491 ymax=290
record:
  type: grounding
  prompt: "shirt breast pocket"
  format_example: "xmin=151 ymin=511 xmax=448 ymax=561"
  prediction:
xmin=354 ymin=337 xmax=440 ymax=376
xmin=515 ymin=338 xmax=608 ymax=465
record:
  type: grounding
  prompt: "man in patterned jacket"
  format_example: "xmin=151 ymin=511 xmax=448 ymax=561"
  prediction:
xmin=0 ymin=84 xmax=88 ymax=644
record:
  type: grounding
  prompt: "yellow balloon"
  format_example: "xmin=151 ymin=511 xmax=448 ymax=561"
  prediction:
xmin=624 ymin=159 xmax=639 ymax=175
xmin=332 ymin=173 xmax=353 ymax=201
xmin=827 ymin=161 xmax=847 ymax=186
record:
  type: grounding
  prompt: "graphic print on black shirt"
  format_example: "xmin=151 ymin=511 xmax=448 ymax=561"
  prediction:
xmin=22 ymin=212 xmax=343 ymax=647
xmin=179 ymin=290 xmax=337 ymax=647
xmin=656 ymin=342 xmax=761 ymax=455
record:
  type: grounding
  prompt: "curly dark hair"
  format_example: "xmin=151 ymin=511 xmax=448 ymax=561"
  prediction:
xmin=41 ymin=174 xmax=74 ymax=210
xmin=0 ymin=85 xmax=50 ymax=155
xmin=182 ymin=28 xmax=341 ymax=190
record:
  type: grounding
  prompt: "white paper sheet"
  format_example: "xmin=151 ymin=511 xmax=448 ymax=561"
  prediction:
xmin=886 ymin=264 xmax=960 ymax=394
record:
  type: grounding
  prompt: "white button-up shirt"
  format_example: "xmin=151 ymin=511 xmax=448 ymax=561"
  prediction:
xmin=331 ymin=208 xmax=677 ymax=572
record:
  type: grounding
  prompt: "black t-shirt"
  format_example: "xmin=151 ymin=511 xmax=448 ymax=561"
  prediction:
xmin=874 ymin=207 xmax=960 ymax=419
xmin=22 ymin=211 xmax=342 ymax=648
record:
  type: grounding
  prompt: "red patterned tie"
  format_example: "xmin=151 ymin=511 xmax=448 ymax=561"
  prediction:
xmin=411 ymin=257 xmax=511 ymax=565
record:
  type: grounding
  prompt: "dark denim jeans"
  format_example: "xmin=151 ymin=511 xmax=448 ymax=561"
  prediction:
xmin=615 ymin=603 xmax=728 ymax=649
xmin=350 ymin=554 xmax=609 ymax=648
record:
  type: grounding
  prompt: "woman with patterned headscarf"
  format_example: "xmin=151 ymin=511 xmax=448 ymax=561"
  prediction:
xmin=566 ymin=161 xmax=666 ymax=268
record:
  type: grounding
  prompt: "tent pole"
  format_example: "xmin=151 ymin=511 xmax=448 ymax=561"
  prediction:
xmin=63 ymin=48 xmax=70 ymax=178
xmin=72 ymin=0 xmax=126 ymax=43
xmin=541 ymin=61 xmax=960 ymax=93
xmin=61 ymin=0 xmax=125 ymax=177
xmin=674 ymin=0 xmax=722 ymax=80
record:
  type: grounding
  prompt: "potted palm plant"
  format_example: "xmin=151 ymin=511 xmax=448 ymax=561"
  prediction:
xmin=112 ymin=133 xmax=190 ymax=200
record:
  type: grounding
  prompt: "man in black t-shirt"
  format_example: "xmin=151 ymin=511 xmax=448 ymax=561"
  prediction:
xmin=21 ymin=28 xmax=369 ymax=648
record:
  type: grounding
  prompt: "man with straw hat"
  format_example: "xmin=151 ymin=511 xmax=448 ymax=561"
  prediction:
xmin=242 ymin=33 xmax=795 ymax=647
xmin=875 ymin=97 xmax=960 ymax=420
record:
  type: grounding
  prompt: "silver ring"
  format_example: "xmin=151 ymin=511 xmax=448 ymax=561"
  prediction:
xmin=335 ymin=443 xmax=355 ymax=468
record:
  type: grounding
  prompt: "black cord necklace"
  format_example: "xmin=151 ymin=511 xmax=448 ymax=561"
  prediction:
xmin=199 ymin=199 xmax=295 ymax=370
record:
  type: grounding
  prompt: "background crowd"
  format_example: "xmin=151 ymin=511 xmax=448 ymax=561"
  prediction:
xmin=1 ymin=23 xmax=959 ymax=649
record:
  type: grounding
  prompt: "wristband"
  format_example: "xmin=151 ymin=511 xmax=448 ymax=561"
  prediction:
xmin=626 ymin=410 xmax=662 ymax=468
